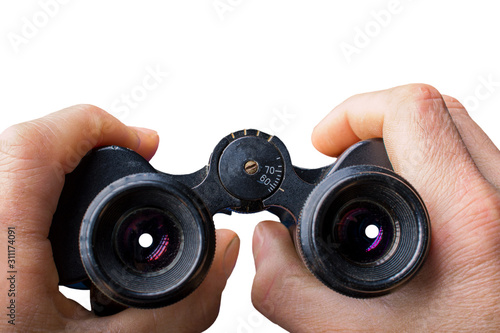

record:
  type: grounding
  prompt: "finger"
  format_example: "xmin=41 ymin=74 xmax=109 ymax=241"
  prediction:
xmin=311 ymin=84 xmax=495 ymax=231
xmin=128 ymin=126 xmax=160 ymax=162
xmin=0 ymin=104 xmax=159 ymax=176
xmin=0 ymin=105 xmax=159 ymax=233
xmin=443 ymin=95 xmax=500 ymax=188
xmin=251 ymin=221 xmax=322 ymax=331
xmin=81 ymin=229 xmax=240 ymax=333
xmin=251 ymin=221 xmax=389 ymax=332
xmin=0 ymin=105 xmax=160 ymax=304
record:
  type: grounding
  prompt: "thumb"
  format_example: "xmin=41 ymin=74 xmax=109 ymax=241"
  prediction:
xmin=251 ymin=222 xmax=350 ymax=331
xmin=71 ymin=229 xmax=240 ymax=333
xmin=251 ymin=221 xmax=405 ymax=332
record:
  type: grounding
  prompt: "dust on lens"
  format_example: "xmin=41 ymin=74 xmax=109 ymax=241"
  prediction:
xmin=114 ymin=207 xmax=183 ymax=273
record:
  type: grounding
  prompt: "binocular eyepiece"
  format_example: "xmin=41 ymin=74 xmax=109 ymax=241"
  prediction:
xmin=50 ymin=129 xmax=430 ymax=315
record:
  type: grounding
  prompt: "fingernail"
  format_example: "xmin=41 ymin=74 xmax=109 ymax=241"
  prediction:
xmin=132 ymin=126 xmax=158 ymax=140
xmin=223 ymin=236 xmax=240 ymax=279
xmin=130 ymin=127 xmax=159 ymax=160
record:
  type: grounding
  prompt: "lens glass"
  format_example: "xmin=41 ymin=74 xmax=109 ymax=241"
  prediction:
xmin=332 ymin=200 xmax=396 ymax=265
xmin=114 ymin=207 xmax=183 ymax=273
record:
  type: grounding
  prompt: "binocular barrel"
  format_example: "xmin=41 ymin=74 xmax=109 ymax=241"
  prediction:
xmin=49 ymin=129 xmax=430 ymax=315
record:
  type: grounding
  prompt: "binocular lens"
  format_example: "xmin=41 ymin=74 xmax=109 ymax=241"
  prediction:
xmin=115 ymin=208 xmax=183 ymax=273
xmin=298 ymin=166 xmax=430 ymax=297
xmin=80 ymin=174 xmax=215 ymax=309
xmin=333 ymin=201 xmax=397 ymax=265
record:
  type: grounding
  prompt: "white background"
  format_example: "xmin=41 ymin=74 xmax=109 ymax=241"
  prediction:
xmin=1 ymin=1 xmax=499 ymax=332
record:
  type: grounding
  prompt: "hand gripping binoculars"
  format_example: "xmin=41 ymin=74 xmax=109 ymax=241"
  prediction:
xmin=50 ymin=129 xmax=430 ymax=315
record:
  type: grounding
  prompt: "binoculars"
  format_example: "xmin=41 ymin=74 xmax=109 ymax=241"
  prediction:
xmin=50 ymin=129 xmax=430 ymax=315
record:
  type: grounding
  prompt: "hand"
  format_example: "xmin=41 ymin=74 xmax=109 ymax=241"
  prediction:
xmin=0 ymin=105 xmax=240 ymax=332
xmin=251 ymin=84 xmax=500 ymax=332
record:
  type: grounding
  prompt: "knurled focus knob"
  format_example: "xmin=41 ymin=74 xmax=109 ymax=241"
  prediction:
xmin=218 ymin=131 xmax=284 ymax=201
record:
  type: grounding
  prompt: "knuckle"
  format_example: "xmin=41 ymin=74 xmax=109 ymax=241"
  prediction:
xmin=396 ymin=83 xmax=445 ymax=117
xmin=443 ymin=95 xmax=464 ymax=108
xmin=0 ymin=105 xmax=118 ymax=175
xmin=444 ymin=96 xmax=470 ymax=118
xmin=61 ymin=104 xmax=117 ymax=149
xmin=251 ymin=274 xmax=269 ymax=312
xmin=251 ymin=274 xmax=278 ymax=319
xmin=69 ymin=104 xmax=108 ymax=131
xmin=0 ymin=121 xmax=51 ymax=163
xmin=71 ymin=103 xmax=107 ymax=117
xmin=471 ymin=189 xmax=500 ymax=240
xmin=442 ymin=95 xmax=459 ymax=104
xmin=66 ymin=104 xmax=109 ymax=127
xmin=391 ymin=84 xmax=461 ymax=151
xmin=74 ymin=104 xmax=119 ymax=138
xmin=389 ymin=84 xmax=454 ymax=141
xmin=251 ymin=269 xmax=302 ymax=321
xmin=444 ymin=184 xmax=500 ymax=256
xmin=400 ymin=83 xmax=442 ymax=103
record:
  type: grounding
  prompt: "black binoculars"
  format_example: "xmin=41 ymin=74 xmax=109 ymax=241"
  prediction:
xmin=49 ymin=129 xmax=430 ymax=315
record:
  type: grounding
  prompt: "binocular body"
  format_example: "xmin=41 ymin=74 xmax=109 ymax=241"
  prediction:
xmin=50 ymin=129 xmax=430 ymax=315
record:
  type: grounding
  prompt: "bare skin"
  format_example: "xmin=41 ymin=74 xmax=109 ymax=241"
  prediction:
xmin=252 ymin=84 xmax=500 ymax=332
xmin=1 ymin=84 xmax=499 ymax=332
xmin=0 ymin=105 xmax=240 ymax=332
